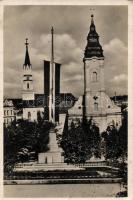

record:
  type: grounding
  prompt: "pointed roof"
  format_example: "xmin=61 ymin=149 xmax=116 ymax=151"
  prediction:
xmin=84 ymin=15 xmax=104 ymax=59
xmin=24 ymin=38 xmax=31 ymax=66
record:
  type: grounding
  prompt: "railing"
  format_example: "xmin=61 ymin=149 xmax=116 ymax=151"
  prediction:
xmin=74 ymin=161 xmax=107 ymax=168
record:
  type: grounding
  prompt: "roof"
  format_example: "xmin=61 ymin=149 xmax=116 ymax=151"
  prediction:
xmin=4 ymin=93 xmax=77 ymax=113
xmin=23 ymin=93 xmax=78 ymax=111
xmin=4 ymin=98 xmax=23 ymax=108
xmin=84 ymin=15 xmax=104 ymax=59
xmin=110 ymin=95 xmax=128 ymax=102
xmin=24 ymin=39 xmax=31 ymax=66
xmin=3 ymin=99 xmax=14 ymax=107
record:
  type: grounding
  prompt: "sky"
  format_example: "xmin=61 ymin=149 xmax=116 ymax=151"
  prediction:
xmin=4 ymin=5 xmax=128 ymax=98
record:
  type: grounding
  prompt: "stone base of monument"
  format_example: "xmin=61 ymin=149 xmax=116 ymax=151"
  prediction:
xmin=38 ymin=152 xmax=64 ymax=164
xmin=38 ymin=128 xmax=64 ymax=164
xmin=14 ymin=162 xmax=85 ymax=172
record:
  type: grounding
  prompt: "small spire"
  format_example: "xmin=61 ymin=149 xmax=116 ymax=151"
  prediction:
xmin=91 ymin=14 xmax=94 ymax=24
xmin=24 ymin=38 xmax=31 ymax=66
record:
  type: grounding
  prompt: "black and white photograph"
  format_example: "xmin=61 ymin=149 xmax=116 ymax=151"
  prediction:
xmin=3 ymin=3 xmax=128 ymax=198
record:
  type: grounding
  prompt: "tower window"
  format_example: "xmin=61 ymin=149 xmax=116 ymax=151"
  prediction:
xmin=28 ymin=112 xmax=31 ymax=121
xmin=27 ymin=83 xmax=29 ymax=89
xmin=45 ymin=157 xmax=47 ymax=164
xmin=92 ymin=72 xmax=98 ymax=82
xmin=94 ymin=102 xmax=98 ymax=111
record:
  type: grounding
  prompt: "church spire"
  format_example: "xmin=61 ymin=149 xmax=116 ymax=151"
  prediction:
xmin=24 ymin=38 xmax=31 ymax=66
xmin=84 ymin=14 xmax=104 ymax=59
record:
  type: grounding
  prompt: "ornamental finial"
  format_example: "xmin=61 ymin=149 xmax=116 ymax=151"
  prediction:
xmin=91 ymin=14 xmax=94 ymax=24
xmin=25 ymin=38 xmax=29 ymax=47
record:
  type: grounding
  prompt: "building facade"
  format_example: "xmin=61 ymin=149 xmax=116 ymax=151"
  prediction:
xmin=3 ymin=99 xmax=15 ymax=126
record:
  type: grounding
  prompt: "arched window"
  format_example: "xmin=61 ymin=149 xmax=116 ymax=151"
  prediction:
xmin=27 ymin=83 xmax=29 ymax=89
xmin=94 ymin=102 xmax=98 ymax=111
xmin=28 ymin=112 xmax=31 ymax=121
xmin=92 ymin=72 xmax=98 ymax=82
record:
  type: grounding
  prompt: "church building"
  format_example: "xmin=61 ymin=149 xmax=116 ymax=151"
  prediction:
xmin=68 ymin=15 xmax=122 ymax=132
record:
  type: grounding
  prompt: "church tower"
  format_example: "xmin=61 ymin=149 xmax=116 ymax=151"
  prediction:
xmin=83 ymin=14 xmax=105 ymax=115
xmin=22 ymin=39 xmax=34 ymax=101
xmin=83 ymin=15 xmax=121 ymax=130
xmin=69 ymin=15 xmax=121 ymax=132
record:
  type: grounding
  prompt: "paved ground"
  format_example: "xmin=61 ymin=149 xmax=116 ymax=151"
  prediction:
xmin=4 ymin=183 xmax=124 ymax=197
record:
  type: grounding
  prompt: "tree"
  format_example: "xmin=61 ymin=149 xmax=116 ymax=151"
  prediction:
xmin=101 ymin=110 xmax=127 ymax=161
xmin=61 ymin=118 xmax=101 ymax=163
xmin=4 ymin=117 xmax=54 ymax=177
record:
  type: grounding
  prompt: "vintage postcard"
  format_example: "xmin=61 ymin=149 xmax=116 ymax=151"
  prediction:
xmin=0 ymin=0 xmax=133 ymax=199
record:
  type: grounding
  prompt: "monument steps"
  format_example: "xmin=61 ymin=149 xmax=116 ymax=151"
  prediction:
xmin=14 ymin=162 xmax=85 ymax=172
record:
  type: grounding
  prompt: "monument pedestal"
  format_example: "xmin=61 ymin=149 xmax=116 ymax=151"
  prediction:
xmin=38 ymin=152 xmax=64 ymax=164
xmin=38 ymin=129 xmax=64 ymax=164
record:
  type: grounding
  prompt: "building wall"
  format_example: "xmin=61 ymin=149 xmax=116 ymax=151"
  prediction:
xmin=22 ymin=92 xmax=34 ymax=101
xmin=4 ymin=106 xmax=15 ymax=126
xmin=23 ymin=107 xmax=44 ymax=121
xmin=68 ymin=91 xmax=122 ymax=132
xmin=85 ymin=58 xmax=105 ymax=93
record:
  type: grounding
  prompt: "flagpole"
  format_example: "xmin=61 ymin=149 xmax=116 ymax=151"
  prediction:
xmin=51 ymin=26 xmax=55 ymax=123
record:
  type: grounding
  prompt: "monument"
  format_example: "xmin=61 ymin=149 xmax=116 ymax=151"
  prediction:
xmin=38 ymin=129 xmax=64 ymax=164
xmin=38 ymin=27 xmax=64 ymax=164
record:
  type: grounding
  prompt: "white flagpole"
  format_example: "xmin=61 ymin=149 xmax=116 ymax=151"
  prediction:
xmin=51 ymin=26 xmax=55 ymax=123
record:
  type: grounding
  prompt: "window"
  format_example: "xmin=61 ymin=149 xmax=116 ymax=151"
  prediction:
xmin=94 ymin=102 xmax=98 ymax=111
xmin=45 ymin=157 xmax=47 ymax=164
xmin=4 ymin=110 xmax=6 ymax=116
xmin=27 ymin=83 xmax=29 ymax=89
xmin=28 ymin=112 xmax=31 ymax=121
xmin=7 ymin=110 xmax=9 ymax=116
xmin=92 ymin=72 xmax=97 ymax=82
